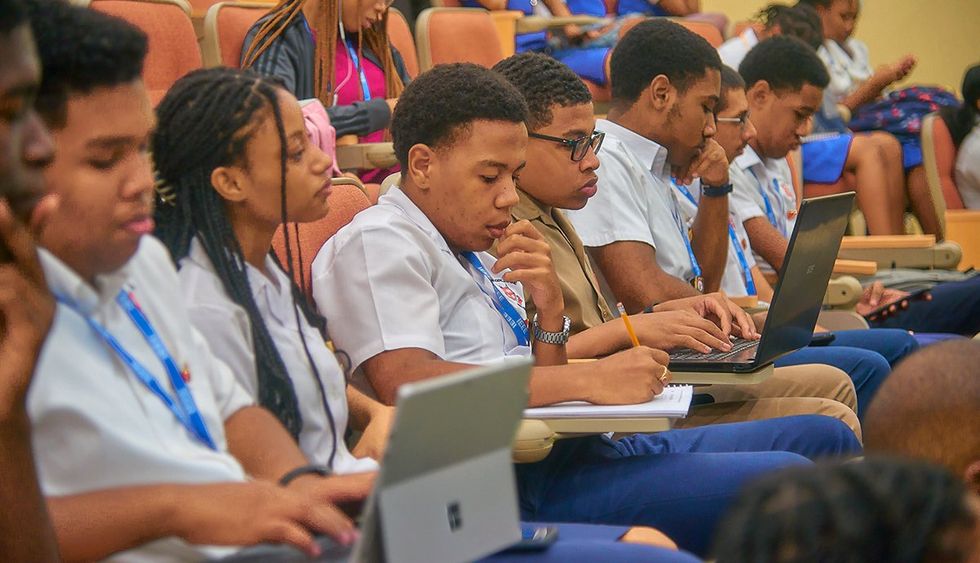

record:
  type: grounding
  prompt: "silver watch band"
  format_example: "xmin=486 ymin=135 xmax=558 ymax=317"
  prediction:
xmin=531 ymin=314 xmax=571 ymax=345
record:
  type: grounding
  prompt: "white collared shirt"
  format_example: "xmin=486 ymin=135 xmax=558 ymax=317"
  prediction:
xmin=311 ymin=187 xmax=529 ymax=398
xmin=30 ymin=236 xmax=251 ymax=562
xmin=671 ymin=179 xmax=758 ymax=297
xmin=564 ymin=118 xmax=696 ymax=285
xmin=178 ymin=238 xmax=378 ymax=473
xmin=718 ymin=28 xmax=758 ymax=70
xmin=730 ymin=146 xmax=797 ymax=275
xmin=954 ymin=116 xmax=980 ymax=209
xmin=818 ymin=38 xmax=872 ymax=103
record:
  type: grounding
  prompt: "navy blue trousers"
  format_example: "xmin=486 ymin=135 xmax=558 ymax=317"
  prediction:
xmin=871 ymin=276 xmax=980 ymax=335
xmin=515 ymin=415 xmax=860 ymax=556
xmin=480 ymin=523 xmax=701 ymax=562
xmin=775 ymin=328 xmax=918 ymax=417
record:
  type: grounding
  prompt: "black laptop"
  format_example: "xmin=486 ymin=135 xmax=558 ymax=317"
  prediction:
xmin=668 ymin=192 xmax=856 ymax=373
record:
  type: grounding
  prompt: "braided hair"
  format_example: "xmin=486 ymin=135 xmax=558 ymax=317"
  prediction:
xmin=241 ymin=0 xmax=404 ymax=109
xmin=153 ymin=68 xmax=337 ymax=463
xmin=711 ymin=457 xmax=979 ymax=563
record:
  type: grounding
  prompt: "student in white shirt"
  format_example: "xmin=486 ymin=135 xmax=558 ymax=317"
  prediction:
xmin=948 ymin=64 xmax=980 ymax=209
xmin=313 ymin=60 xmax=861 ymax=557
xmin=0 ymin=1 xmax=60 ymax=559
xmin=27 ymin=3 xmax=359 ymax=560
xmin=151 ymin=66 xmax=711 ymax=563
xmin=718 ymin=3 xmax=823 ymax=70
xmin=154 ymin=68 xmax=387 ymax=475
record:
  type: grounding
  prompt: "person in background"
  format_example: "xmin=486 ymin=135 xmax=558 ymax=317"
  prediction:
xmin=242 ymin=0 xmax=410 ymax=182
xmin=718 ymin=2 xmax=823 ymax=70
xmin=946 ymin=63 xmax=980 ymax=208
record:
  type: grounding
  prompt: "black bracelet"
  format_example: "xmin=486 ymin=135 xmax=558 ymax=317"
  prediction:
xmin=279 ymin=464 xmax=332 ymax=486
xmin=701 ymin=182 xmax=733 ymax=197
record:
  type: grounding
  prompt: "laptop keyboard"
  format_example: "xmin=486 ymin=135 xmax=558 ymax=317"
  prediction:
xmin=669 ymin=337 xmax=759 ymax=361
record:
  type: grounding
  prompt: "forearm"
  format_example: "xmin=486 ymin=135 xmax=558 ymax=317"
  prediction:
xmin=346 ymin=386 xmax=385 ymax=432
xmin=224 ymin=406 xmax=309 ymax=482
xmin=658 ymin=0 xmax=699 ymax=15
xmin=528 ymin=364 xmax=595 ymax=407
xmin=48 ymin=485 xmax=188 ymax=562
xmin=0 ymin=412 xmax=59 ymax=562
xmin=743 ymin=217 xmax=789 ymax=273
xmin=588 ymin=243 xmax=698 ymax=314
xmin=364 ymin=355 xmax=472 ymax=406
xmin=691 ymin=195 xmax=730 ymax=293
xmin=566 ymin=322 xmax=631 ymax=359
xmin=842 ymin=75 xmax=887 ymax=111
xmin=751 ymin=267 xmax=775 ymax=302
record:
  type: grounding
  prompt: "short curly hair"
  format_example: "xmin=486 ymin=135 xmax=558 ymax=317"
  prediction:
xmin=738 ymin=36 xmax=829 ymax=94
xmin=26 ymin=0 xmax=148 ymax=129
xmin=609 ymin=18 xmax=721 ymax=109
xmin=492 ymin=52 xmax=592 ymax=131
xmin=391 ymin=63 xmax=528 ymax=168
xmin=757 ymin=3 xmax=823 ymax=50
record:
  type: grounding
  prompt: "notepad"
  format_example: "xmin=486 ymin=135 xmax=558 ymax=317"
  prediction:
xmin=524 ymin=385 xmax=693 ymax=419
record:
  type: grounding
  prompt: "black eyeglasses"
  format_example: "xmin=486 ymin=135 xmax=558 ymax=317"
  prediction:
xmin=528 ymin=130 xmax=605 ymax=162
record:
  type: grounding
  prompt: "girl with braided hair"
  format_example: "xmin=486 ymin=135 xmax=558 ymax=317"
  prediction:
xmin=241 ymin=0 xmax=408 ymax=183
xmin=153 ymin=66 xmax=388 ymax=475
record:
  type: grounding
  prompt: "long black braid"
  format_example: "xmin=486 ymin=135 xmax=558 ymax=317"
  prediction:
xmin=153 ymin=68 xmax=338 ymax=466
xmin=711 ymin=457 xmax=979 ymax=563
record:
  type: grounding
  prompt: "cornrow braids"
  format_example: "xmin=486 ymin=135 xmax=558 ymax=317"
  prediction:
xmin=153 ymin=67 xmax=312 ymax=441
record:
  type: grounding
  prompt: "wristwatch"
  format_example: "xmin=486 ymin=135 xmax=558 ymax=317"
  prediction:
xmin=532 ymin=314 xmax=571 ymax=345
xmin=701 ymin=182 xmax=733 ymax=197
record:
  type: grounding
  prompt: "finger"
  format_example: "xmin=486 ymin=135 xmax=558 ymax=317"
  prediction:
xmin=680 ymin=327 xmax=728 ymax=351
xmin=494 ymin=253 xmax=550 ymax=275
xmin=304 ymin=503 xmax=357 ymax=545
xmin=493 ymin=234 xmax=550 ymax=261
xmin=681 ymin=313 xmax=728 ymax=343
xmin=706 ymin=296 xmax=733 ymax=335
xmin=503 ymin=220 xmax=544 ymax=242
xmin=674 ymin=334 xmax=711 ymax=353
xmin=268 ymin=521 xmax=320 ymax=557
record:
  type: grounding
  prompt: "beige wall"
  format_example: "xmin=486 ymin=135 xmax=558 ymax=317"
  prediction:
xmin=702 ymin=0 xmax=980 ymax=94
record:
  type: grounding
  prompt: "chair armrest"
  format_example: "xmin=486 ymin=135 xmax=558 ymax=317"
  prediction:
xmin=833 ymin=259 xmax=878 ymax=276
xmin=670 ymin=363 xmax=773 ymax=386
xmin=818 ymin=310 xmax=870 ymax=330
xmin=840 ymin=235 xmax=936 ymax=249
xmin=838 ymin=239 xmax=962 ymax=270
xmin=514 ymin=14 xmax=606 ymax=33
xmin=823 ymin=276 xmax=863 ymax=308
xmin=335 ymin=142 xmax=397 ymax=170
xmin=513 ymin=419 xmax=555 ymax=463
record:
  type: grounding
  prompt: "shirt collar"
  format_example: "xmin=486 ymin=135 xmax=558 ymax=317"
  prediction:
xmin=41 ymin=240 xmax=138 ymax=315
xmin=597 ymin=118 xmax=672 ymax=180
xmin=740 ymin=28 xmax=759 ymax=48
xmin=512 ymin=190 xmax=553 ymax=225
xmin=380 ymin=186 xmax=454 ymax=254
xmin=734 ymin=144 xmax=763 ymax=172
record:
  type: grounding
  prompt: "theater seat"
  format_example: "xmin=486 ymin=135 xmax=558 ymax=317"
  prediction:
xmin=416 ymin=7 xmax=504 ymax=71
xmin=272 ymin=178 xmax=372 ymax=301
xmin=201 ymin=1 xmax=268 ymax=68
xmin=89 ymin=0 xmax=202 ymax=105
xmin=387 ymin=7 xmax=419 ymax=79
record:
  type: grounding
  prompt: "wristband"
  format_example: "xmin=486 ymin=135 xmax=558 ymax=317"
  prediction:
xmin=701 ymin=183 xmax=733 ymax=197
xmin=279 ymin=464 xmax=332 ymax=486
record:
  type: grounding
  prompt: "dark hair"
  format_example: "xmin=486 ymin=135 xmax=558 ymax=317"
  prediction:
xmin=796 ymin=0 xmax=834 ymax=9
xmin=492 ymin=52 xmax=592 ymax=131
xmin=715 ymin=65 xmax=747 ymax=114
xmin=757 ymin=3 xmax=823 ymax=50
xmin=739 ymin=36 xmax=829 ymax=93
xmin=609 ymin=18 xmax=721 ymax=108
xmin=0 ymin=0 xmax=26 ymax=34
xmin=939 ymin=64 xmax=980 ymax=148
xmin=25 ymin=0 xmax=147 ymax=129
xmin=712 ymin=457 xmax=979 ymax=563
xmin=391 ymin=63 xmax=528 ymax=167
xmin=153 ymin=68 xmax=337 ymax=461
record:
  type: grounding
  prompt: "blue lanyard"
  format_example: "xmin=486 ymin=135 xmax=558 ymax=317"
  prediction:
xmin=727 ymin=222 xmax=758 ymax=295
xmin=344 ymin=39 xmax=373 ymax=102
xmin=748 ymin=169 xmax=787 ymax=237
xmin=672 ymin=180 xmax=755 ymax=295
xmin=668 ymin=180 xmax=704 ymax=288
xmin=461 ymin=251 xmax=530 ymax=347
xmin=56 ymin=289 xmax=218 ymax=450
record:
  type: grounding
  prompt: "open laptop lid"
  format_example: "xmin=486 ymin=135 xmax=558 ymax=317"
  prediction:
xmin=752 ymin=191 xmax=856 ymax=364
xmin=356 ymin=358 xmax=532 ymax=563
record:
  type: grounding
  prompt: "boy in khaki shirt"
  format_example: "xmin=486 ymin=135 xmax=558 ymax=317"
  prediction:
xmin=493 ymin=51 xmax=860 ymax=437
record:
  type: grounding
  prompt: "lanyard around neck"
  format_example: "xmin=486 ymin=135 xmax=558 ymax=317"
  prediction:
xmin=748 ymin=168 xmax=788 ymax=237
xmin=668 ymin=180 xmax=704 ymax=292
xmin=461 ymin=251 xmax=530 ymax=347
xmin=344 ymin=38 xmax=373 ymax=102
xmin=672 ymin=180 xmax=756 ymax=296
xmin=57 ymin=289 xmax=218 ymax=451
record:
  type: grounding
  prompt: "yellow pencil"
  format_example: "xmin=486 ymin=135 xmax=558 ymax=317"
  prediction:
xmin=616 ymin=302 xmax=640 ymax=348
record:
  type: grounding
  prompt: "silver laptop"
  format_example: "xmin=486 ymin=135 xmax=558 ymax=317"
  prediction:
xmin=220 ymin=358 xmax=532 ymax=563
